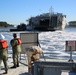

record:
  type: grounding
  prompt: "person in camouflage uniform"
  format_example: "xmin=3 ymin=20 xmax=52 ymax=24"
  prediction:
xmin=10 ymin=33 xmax=22 ymax=68
xmin=0 ymin=34 xmax=8 ymax=74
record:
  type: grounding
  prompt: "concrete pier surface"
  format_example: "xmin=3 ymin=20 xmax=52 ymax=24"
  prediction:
xmin=0 ymin=58 xmax=76 ymax=75
xmin=0 ymin=58 xmax=31 ymax=75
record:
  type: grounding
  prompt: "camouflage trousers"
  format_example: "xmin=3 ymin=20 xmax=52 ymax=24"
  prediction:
xmin=13 ymin=52 xmax=20 ymax=66
xmin=0 ymin=59 xmax=8 ymax=72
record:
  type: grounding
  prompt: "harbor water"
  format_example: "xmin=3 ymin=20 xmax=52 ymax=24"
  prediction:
xmin=0 ymin=27 xmax=76 ymax=60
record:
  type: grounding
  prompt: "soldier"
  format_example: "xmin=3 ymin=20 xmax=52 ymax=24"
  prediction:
xmin=0 ymin=34 xmax=8 ymax=74
xmin=10 ymin=33 xmax=22 ymax=68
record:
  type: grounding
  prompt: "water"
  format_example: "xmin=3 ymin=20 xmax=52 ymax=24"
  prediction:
xmin=0 ymin=27 xmax=76 ymax=60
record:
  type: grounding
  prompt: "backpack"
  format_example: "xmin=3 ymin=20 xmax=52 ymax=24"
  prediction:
xmin=16 ymin=38 xmax=22 ymax=45
xmin=0 ymin=40 xmax=8 ymax=48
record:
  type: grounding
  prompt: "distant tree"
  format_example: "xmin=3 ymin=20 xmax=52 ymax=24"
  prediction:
xmin=0 ymin=21 xmax=14 ymax=27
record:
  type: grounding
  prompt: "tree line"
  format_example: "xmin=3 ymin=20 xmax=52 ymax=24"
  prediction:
xmin=0 ymin=21 xmax=14 ymax=27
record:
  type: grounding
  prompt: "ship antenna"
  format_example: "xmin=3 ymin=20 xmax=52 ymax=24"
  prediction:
xmin=49 ymin=6 xmax=54 ymax=26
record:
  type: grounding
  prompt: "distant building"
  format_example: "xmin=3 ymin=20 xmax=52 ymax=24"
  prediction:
xmin=68 ymin=21 xmax=76 ymax=26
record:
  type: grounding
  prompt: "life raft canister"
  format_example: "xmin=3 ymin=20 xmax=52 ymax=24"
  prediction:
xmin=0 ymin=40 xmax=8 ymax=48
xmin=16 ymin=38 xmax=22 ymax=44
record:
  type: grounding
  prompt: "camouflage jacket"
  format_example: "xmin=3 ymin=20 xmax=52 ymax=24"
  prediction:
xmin=10 ymin=39 xmax=22 ymax=53
xmin=0 ymin=43 xmax=8 ymax=60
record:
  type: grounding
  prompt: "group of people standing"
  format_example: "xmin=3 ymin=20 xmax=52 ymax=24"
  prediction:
xmin=0 ymin=33 xmax=22 ymax=74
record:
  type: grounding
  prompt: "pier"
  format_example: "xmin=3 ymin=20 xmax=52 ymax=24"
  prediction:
xmin=0 ymin=59 xmax=76 ymax=75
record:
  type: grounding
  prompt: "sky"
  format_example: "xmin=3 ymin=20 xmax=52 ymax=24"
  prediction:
xmin=0 ymin=0 xmax=76 ymax=25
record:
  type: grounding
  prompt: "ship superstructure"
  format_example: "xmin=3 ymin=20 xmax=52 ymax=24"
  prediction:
xmin=27 ymin=13 xmax=66 ymax=31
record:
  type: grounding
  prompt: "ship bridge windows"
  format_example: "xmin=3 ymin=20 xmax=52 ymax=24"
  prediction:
xmin=39 ymin=19 xmax=49 ymax=26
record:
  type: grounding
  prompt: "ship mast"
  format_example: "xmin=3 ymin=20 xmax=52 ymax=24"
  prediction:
xmin=49 ymin=6 xmax=54 ymax=26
